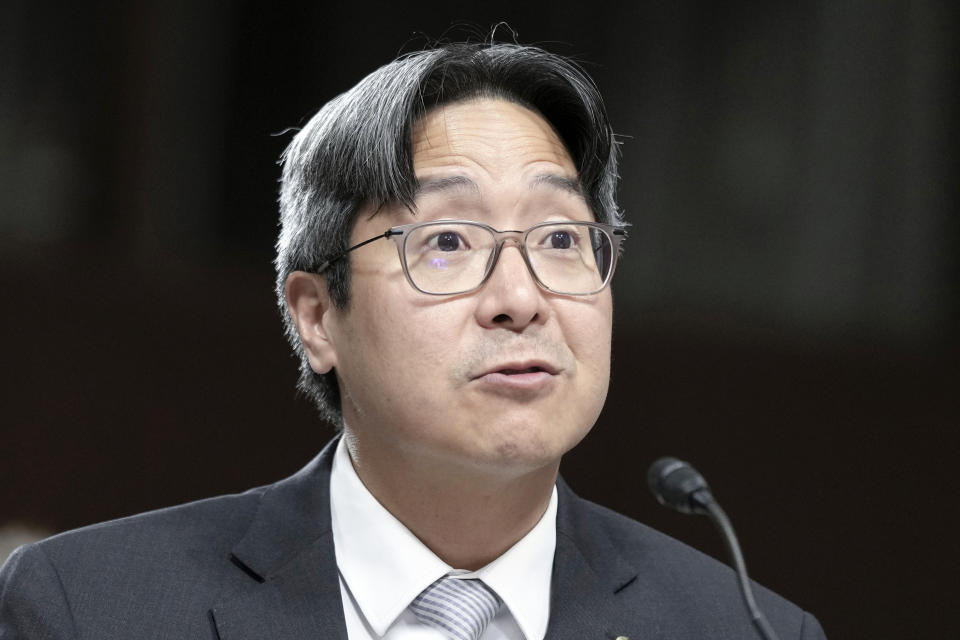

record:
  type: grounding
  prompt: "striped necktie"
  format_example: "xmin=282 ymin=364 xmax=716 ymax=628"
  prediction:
xmin=410 ymin=575 xmax=502 ymax=640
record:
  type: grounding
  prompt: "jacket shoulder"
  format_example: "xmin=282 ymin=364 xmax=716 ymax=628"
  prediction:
xmin=0 ymin=486 xmax=268 ymax=638
xmin=39 ymin=485 xmax=268 ymax=566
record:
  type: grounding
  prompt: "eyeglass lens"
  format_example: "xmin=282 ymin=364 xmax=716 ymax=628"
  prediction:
xmin=402 ymin=222 xmax=613 ymax=295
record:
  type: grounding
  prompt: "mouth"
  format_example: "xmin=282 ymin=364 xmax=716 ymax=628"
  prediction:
xmin=498 ymin=366 xmax=547 ymax=375
xmin=470 ymin=361 xmax=560 ymax=394
xmin=477 ymin=361 xmax=558 ymax=378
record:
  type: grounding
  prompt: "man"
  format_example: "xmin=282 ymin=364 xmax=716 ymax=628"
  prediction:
xmin=0 ymin=42 xmax=826 ymax=639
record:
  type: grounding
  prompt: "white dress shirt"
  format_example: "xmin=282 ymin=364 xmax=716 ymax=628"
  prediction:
xmin=330 ymin=437 xmax=557 ymax=640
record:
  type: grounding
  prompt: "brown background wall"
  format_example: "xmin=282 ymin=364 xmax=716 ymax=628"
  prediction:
xmin=1 ymin=2 xmax=957 ymax=637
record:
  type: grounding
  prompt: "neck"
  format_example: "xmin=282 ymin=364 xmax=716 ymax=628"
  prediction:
xmin=343 ymin=431 xmax=558 ymax=571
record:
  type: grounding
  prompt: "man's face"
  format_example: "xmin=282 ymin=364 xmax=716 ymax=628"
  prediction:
xmin=325 ymin=98 xmax=613 ymax=477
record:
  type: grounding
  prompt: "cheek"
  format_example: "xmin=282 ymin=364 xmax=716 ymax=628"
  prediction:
xmin=563 ymin=300 xmax=612 ymax=368
xmin=340 ymin=297 xmax=464 ymax=407
xmin=564 ymin=304 xmax=613 ymax=422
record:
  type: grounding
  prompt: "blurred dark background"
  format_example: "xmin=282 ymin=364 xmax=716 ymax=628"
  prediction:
xmin=1 ymin=1 xmax=957 ymax=637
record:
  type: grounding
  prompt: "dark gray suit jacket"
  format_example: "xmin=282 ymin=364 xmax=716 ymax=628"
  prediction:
xmin=0 ymin=440 xmax=826 ymax=639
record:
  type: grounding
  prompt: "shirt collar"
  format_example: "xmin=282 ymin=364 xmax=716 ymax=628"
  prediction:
xmin=329 ymin=437 xmax=557 ymax=639
xmin=457 ymin=486 xmax=556 ymax=640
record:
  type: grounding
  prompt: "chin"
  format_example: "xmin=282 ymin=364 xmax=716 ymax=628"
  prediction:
xmin=470 ymin=419 xmax=589 ymax=475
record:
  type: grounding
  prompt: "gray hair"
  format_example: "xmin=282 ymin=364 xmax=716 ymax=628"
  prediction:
xmin=275 ymin=42 xmax=622 ymax=428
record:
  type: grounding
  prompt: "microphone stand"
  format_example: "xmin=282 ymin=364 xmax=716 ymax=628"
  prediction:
xmin=692 ymin=488 xmax=781 ymax=640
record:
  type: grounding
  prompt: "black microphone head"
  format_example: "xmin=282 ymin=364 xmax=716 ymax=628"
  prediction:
xmin=647 ymin=457 xmax=714 ymax=514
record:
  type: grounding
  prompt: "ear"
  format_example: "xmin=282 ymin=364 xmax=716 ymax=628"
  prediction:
xmin=284 ymin=271 xmax=340 ymax=374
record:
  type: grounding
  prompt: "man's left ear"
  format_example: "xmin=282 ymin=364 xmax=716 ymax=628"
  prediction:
xmin=284 ymin=271 xmax=339 ymax=374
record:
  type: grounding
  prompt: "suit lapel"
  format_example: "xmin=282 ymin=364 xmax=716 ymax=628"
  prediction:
xmin=547 ymin=479 xmax=657 ymax=640
xmin=211 ymin=439 xmax=348 ymax=640
xmin=211 ymin=537 xmax=346 ymax=640
xmin=547 ymin=531 xmax=628 ymax=640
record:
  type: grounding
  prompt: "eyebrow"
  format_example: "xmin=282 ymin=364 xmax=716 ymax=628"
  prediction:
xmin=414 ymin=175 xmax=480 ymax=197
xmin=413 ymin=173 xmax=584 ymax=199
xmin=529 ymin=173 xmax=584 ymax=198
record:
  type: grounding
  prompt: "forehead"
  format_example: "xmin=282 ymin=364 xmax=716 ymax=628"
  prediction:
xmin=351 ymin=99 xmax=589 ymax=240
xmin=410 ymin=98 xmax=578 ymax=181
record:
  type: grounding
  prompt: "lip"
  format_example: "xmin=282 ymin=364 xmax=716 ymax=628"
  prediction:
xmin=470 ymin=360 xmax=560 ymax=393
xmin=474 ymin=360 xmax=559 ymax=378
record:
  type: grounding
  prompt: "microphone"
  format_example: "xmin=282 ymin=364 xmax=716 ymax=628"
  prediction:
xmin=647 ymin=457 xmax=782 ymax=640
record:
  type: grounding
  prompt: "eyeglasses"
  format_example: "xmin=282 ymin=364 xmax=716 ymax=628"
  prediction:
xmin=312 ymin=220 xmax=626 ymax=296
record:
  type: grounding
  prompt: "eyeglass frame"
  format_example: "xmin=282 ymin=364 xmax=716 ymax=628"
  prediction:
xmin=309 ymin=219 xmax=627 ymax=296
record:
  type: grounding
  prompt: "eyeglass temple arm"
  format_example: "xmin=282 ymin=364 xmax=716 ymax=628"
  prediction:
xmin=612 ymin=227 xmax=627 ymax=255
xmin=312 ymin=228 xmax=405 ymax=274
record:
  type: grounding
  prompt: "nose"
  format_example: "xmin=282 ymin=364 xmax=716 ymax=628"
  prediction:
xmin=473 ymin=241 xmax=548 ymax=331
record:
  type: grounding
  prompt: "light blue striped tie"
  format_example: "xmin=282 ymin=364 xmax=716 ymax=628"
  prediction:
xmin=410 ymin=575 xmax=502 ymax=640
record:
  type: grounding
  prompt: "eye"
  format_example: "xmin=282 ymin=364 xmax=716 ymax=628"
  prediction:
xmin=425 ymin=229 xmax=469 ymax=251
xmin=436 ymin=231 xmax=461 ymax=251
xmin=534 ymin=226 xmax=582 ymax=250
xmin=549 ymin=230 xmax=574 ymax=249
